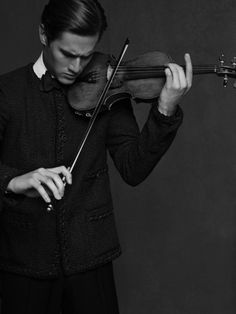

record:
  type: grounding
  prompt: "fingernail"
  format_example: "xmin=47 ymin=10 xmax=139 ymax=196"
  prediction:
xmin=46 ymin=196 xmax=51 ymax=203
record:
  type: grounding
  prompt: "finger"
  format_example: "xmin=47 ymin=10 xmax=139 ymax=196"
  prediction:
xmin=47 ymin=171 xmax=65 ymax=197
xmin=176 ymin=65 xmax=188 ymax=90
xmin=184 ymin=53 xmax=193 ymax=90
xmin=167 ymin=64 xmax=182 ymax=89
xmin=28 ymin=178 xmax=51 ymax=203
xmin=49 ymin=166 xmax=72 ymax=185
xmin=43 ymin=177 xmax=62 ymax=200
xmin=164 ymin=67 xmax=173 ymax=89
xmin=36 ymin=171 xmax=63 ymax=200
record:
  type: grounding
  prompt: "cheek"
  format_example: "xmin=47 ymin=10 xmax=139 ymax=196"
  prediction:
xmin=52 ymin=52 xmax=68 ymax=70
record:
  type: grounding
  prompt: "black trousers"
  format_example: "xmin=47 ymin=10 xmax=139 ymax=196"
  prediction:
xmin=0 ymin=262 xmax=119 ymax=314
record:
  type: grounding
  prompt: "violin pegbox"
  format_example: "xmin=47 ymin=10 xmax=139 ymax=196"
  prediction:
xmin=232 ymin=57 xmax=236 ymax=88
xmin=217 ymin=53 xmax=236 ymax=87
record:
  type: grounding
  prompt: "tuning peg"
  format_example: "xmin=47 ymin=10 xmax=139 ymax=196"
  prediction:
xmin=219 ymin=53 xmax=225 ymax=65
xmin=223 ymin=74 xmax=228 ymax=88
xmin=231 ymin=57 xmax=236 ymax=67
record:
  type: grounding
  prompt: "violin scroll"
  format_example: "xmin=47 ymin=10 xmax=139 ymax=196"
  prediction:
xmin=216 ymin=53 xmax=236 ymax=87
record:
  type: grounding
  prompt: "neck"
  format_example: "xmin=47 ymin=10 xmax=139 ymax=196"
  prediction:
xmin=113 ymin=64 xmax=217 ymax=81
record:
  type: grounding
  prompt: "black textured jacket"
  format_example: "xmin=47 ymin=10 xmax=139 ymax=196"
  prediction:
xmin=0 ymin=64 xmax=183 ymax=278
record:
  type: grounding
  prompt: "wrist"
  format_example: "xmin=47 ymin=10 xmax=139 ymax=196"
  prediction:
xmin=157 ymin=100 xmax=177 ymax=117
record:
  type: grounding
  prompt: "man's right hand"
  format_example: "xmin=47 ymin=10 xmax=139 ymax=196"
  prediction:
xmin=6 ymin=166 xmax=72 ymax=203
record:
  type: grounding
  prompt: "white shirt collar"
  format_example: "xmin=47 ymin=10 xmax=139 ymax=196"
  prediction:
xmin=33 ymin=52 xmax=47 ymax=79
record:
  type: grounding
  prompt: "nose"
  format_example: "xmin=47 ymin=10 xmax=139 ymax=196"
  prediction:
xmin=68 ymin=57 xmax=81 ymax=74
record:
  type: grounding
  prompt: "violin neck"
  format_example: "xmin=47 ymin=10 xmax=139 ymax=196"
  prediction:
xmin=115 ymin=65 xmax=217 ymax=81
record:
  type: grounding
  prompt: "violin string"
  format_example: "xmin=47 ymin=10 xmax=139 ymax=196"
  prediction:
xmin=91 ymin=66 xmax=216 ymax=80
xmin=109 ymin=66 xmax=216 ymax=75
xmin=110 ymin=65 xmax=216 ymax=70
xmin=97 ymin=66 xmax=216 ymax=75
xmin=115 ymin=68 xmax=216 ymax=73
xmin=115 ymin=67 xmax=216 ymax=72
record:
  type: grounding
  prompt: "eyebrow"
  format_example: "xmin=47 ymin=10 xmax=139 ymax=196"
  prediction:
xmin=60 ymin=48 xmax=94 ymax=58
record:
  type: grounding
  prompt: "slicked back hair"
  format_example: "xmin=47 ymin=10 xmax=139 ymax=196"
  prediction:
xmin=41 ymin=0 xmax=108 ymax=43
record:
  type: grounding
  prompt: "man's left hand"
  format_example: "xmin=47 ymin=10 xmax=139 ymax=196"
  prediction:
xmin=158 ymin=53 xmax=192 ymax=116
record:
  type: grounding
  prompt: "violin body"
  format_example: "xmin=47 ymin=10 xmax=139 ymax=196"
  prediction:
xmin=67 ymin=51 xmax=171 ymax=116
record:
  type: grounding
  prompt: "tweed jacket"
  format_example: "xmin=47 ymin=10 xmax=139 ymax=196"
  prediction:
xmin=0 ymin=63 xmax=183 ymax=278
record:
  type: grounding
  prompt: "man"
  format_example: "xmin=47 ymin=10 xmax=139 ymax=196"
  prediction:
xmin=0 ymin=0 xmax=192 ymax=313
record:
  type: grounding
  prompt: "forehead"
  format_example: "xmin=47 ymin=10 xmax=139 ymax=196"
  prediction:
xmin=51 ymin=31 xmax=99 ymax=55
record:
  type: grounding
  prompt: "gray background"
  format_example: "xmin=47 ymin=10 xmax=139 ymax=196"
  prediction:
xmin=0 ymin=0 xmax=236 ymax=313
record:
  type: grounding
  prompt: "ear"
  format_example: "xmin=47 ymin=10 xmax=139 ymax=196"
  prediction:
xmin=39 ymin=24 xmax=48 ymax=46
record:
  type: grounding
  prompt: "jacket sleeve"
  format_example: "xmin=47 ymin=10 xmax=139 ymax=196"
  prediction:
xmin=0 ymin=89 xmax=24 ymax=197
xmin=106 ymin=99 xmax=183 ymax=186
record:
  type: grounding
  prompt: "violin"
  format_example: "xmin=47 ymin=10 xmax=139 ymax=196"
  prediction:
xmin=67 ymin=51 xmax=236 ymax=117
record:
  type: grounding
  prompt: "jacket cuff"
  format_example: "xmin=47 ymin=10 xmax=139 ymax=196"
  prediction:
xmin=152 ymin=104 xmax=183 ymax=126
xmin=0 ymin=167 xmax=24 ymax=196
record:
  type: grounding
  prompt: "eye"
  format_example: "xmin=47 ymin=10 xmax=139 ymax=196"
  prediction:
xmin=60 ymin=49 xmax=74 ymax=58
xmin=81 ymin=54 xmax=93 ymax=61
xmin=63 ymin=51 xmax=73 ymax=58
xmin=60 ymin=49 xmax=94 ymax=60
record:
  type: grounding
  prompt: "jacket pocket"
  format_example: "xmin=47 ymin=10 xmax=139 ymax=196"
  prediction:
xmin=81 ymin=166 xmax=113 ymax=211
xmin=86 ymin=204 xmax=120 ymax=258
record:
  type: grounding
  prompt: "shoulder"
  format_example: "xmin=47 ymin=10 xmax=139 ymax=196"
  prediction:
xmin=0 ymin=63 xmax=35 ymax=96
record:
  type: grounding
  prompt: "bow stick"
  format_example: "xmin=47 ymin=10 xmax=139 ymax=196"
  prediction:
xmin=47 ymin=38 xmax=130 ymax=211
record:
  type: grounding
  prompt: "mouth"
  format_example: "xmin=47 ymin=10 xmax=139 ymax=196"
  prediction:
xmin=64 ymin=73 xmax=77 ymax=80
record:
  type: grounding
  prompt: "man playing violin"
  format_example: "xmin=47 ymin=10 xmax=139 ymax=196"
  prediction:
xmin=0 ymin=0 xmax=192 ymax=313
